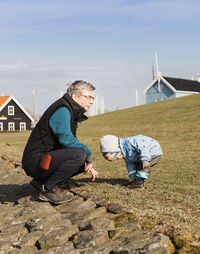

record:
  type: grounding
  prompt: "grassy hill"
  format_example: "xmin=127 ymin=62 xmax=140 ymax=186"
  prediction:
xmin=77 ymin=93 xmax=200 ymax=235
xmin=0 ymin=93 xmax=200 ymax=237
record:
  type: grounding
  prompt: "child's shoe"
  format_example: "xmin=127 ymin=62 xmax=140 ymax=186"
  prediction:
xmin=128 ymin=178 xmax=145 ymax=189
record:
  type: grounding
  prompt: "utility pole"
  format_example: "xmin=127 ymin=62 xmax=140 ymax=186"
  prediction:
xmin=155 ymin=52 xmax=161 ymax=91
xmin=32 ymin=87 xmax=35 ymax=127
xmin=152 ymin=63 xmax=155 ymax=80
xmin=135 ymin=89 xmax=139 ymax=106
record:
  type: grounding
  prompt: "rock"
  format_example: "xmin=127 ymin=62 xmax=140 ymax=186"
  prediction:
xmin=173 ymin=232 xmax=200 ymax=254
xmin=55 ymin=196 xmax=84 ymax=214
xmin=0 ymin=223 xmax=28 ymax=241
xmin=111 ymin=232 xmax=171 ymax=254
xmin=178 ymin=245 xmax=200 ymax=254
xmin=71 ymin=199 xmax=96 ymax=211
xmin=25 ymin=212 xmax=62 ymax=232
xmin=108 ymin=220 xmax=142 ymax=241
xmin=38 ymin=241 xmax=75 ymax=253
xmin=73 ymin=230 xmax=109 ymax=249
xmin=173 ymin=233 xmax=195 ymax=249
xmin=0 ymin=158 xmax=175 ymax=253
xmin=90 ymin=216 xmax=115 ymax=232
xmin=36 ymin=224 xmax=79 ymax=249
xmin=79 ymin=206 xmax=107 ymax=229
xmin=111 ymin=212 xmax=136 ymax=227
xmin=20 ymin=231 xmax=44 ymax=248
xmin=0 ymin=241 xmax=11 ymax=253
xmin=9 ymin=246 xmax=38 ymax=254
xmin=66 ymin=206 xmax=106 ymax=227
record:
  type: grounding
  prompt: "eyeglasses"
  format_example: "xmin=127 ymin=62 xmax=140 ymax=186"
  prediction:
xmin=81 ymin=94 xmax=95 ymax=101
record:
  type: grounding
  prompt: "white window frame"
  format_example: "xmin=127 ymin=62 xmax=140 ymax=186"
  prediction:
xmin=8 ymin=105 xmax=14 ymax=115
xmin=20 ymin=122 xmax=26 ymax=131
xmin=8 ymin=122 xmax=15 ymax=131
xmin=0 ymin=122 xmax=3 ymax=131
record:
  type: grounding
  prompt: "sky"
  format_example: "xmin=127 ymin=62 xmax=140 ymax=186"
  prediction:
xmin=0 ymin=0 xmax=200 ymax=115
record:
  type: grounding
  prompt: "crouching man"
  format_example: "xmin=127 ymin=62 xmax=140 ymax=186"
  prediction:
xmin=22 ymin=80 xmax=98 ymax=204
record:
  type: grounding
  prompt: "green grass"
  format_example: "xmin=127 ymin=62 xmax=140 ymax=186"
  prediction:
xmin=0 ymin=94 xmax=200 ymax=237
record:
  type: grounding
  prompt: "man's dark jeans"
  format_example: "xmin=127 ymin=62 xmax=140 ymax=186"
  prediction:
xmin=36 ymin=147 xmax=86 ymax=189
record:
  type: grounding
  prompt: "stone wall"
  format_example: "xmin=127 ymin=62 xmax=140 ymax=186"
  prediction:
xmin=0 ymin=155 xmax=199 ymax=254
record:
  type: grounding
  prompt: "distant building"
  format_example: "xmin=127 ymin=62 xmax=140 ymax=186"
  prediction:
xmin=144 ymin=76 xmax=200 ymax=104
xmin=0 ymin=95 xmax=33 ymax=132
xmin=89 ymin=95 xmax=105 ymax=116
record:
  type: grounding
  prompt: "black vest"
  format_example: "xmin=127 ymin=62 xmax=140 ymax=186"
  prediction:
xmin=22 ymin=93 xmax=87 ymax=176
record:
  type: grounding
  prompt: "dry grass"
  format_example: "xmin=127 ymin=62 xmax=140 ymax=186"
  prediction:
xmin=0 ymin=93 xmax=200 ymax=237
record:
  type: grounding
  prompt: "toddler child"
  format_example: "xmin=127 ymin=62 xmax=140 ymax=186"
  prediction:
xmin=100 ymin=134 xmax=163 ymax=189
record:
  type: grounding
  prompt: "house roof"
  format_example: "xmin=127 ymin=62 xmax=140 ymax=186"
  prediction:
xmin=144 ymin=76 xmax=200 ymax=94
xmin=0 ymin=95 xmax=33 ymax=122
xmin=0 ymin=96 xmax=10 ymax=107
xmin=163 ymin=76 xmax=200 ymax=92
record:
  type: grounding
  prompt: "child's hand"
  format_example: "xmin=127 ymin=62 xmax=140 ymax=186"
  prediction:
xmin=143 ymin=162 xmax=150 ymax=168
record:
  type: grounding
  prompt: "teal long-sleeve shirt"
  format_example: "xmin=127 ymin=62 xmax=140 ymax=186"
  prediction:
xmin=49 ymin=106 xmax=92 ymax=158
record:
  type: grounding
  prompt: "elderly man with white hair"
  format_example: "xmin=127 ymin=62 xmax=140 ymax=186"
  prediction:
xmin=22 ymin=80 xmax=98 ymax=204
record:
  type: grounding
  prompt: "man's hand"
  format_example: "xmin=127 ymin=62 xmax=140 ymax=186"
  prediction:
xmin=143 ymin=162 xmax=150 ymax=168
xmin=84 ymin=163 xmax=99 ymax=181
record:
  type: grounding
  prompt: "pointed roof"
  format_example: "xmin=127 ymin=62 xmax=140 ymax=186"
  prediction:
xmin=144 ymin=76 xmax=200 ymax=94
xmin=0 ymin=95 xmax=33 ymax=122
xmin=0 ymin=96 xmax=10 ymax=107
xmin=163 ymin=76 xmax=200 ymax=92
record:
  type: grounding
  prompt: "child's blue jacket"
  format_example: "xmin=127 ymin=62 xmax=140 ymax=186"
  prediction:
xmin=119 ymin=135 xmax=163 ymax=179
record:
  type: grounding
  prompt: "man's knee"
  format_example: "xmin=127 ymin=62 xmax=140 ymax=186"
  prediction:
xmin=75 ymin=148 xmax=87 ymax=163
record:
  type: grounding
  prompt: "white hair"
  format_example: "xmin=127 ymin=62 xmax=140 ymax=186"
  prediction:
xmin=67 ymin=80 xmax=95 ymax=96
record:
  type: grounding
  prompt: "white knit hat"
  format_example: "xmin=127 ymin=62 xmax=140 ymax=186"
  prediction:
xmin=100 ymin=135 xmax=121 ymax=153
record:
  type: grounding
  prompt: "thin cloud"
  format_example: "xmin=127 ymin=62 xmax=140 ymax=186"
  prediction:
xmin=0 ymin=0 xmax=122 ymax=34
xmin=1 ymin=0 xmax=199 ymax=35
xmin=0 ymin=62 xmax=136 ymax=85
xmin=120 ymin=0 xmax=200 ymax=21
xmin=0 ymin=0 xmax=119 ymax=20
